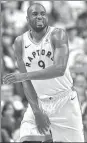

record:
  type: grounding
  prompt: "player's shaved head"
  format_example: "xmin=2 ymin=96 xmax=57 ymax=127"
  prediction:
xmin=27 ymin=3 xmax=46 ymax=17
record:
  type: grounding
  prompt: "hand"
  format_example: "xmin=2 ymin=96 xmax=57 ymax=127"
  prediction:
xmin=34 ymin=109 xmax=51 ymax=135
xmin=3 ymin=73 xmax=25 ymax=84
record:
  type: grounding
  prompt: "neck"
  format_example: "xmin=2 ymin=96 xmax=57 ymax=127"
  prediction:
xmin=30 ymin=26 xmax=48 ymax=43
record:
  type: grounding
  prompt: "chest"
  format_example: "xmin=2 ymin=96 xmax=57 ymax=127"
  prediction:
xmin=22 ymin=35 xmax=54 ymax=70
xmin=23 ymin=34 xmax=54 ymax=59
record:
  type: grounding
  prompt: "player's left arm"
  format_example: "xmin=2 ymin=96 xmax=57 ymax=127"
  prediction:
xmin=27 ymin=28 xmax=69 ymax=80
xmin=3 ymin=29 xmax=69 ymax=83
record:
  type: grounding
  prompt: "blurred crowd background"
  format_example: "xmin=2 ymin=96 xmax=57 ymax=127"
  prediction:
xmin=1 ymin=1 xmax=87 ymax=142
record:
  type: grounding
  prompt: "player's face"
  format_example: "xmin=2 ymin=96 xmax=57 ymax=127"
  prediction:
xmin=27 ymin=5 xmax=48 ymax=32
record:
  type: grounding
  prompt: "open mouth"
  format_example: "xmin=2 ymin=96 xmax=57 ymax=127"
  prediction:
xmin=36 ymin=21 xmax=43 ymax=26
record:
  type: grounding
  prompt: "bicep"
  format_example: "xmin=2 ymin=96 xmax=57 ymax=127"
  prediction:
xmin=54 ymin=44 xmax=69 ymax=68
xmin=52 ymin=29 xmax=69 ymax=69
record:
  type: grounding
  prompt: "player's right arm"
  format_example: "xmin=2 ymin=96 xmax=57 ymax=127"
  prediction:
xmin=13 ymin=36 xmax=38 ymax=109
xmin=13 ymin=36 xmax=50 ymax=134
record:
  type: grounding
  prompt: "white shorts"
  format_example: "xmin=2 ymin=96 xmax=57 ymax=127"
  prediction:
xmin=19 ymin=90 xmax=84 ymax=142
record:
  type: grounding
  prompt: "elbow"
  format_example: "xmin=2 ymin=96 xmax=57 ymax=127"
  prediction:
xmin=60 ymin=71 xmax=65 ymax=76
xmin=60 ymin=67 xmax=66 ymax=76
xmin=55 ymin=65 xmax=66 ymax=77
xmin=59 ymin=68 xmax=65 ymax=76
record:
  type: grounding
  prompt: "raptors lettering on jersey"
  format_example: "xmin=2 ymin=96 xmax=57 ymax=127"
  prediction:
xmin=22 ymin=27 xmax=55 ymax=71
xmin=26 ymin=49 xmax=53 ymax=68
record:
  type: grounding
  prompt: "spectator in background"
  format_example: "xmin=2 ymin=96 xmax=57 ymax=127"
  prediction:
xmin=2 ymin=34 xmax=15 ymax=73
xmin=66 ymin=22 xmax=84 ymax=68
xmin=52 ymin=1 xmax=73 ymax=30
xmin=66 ymin=22 xmax=84 ymax=51
xmin=1 ymin=128 xmax=11 ymax=142
xmin=67 ymin=1 xmax=86 ymax=21
xmin=76 ymin=11 xmax=87 ymax=38
xmin=83 ymin=38 xmax=87 ymax=62
xmin=75 ymin=39 xmax=87 ymax=76
xmin=73 ymin=74 xmax=87 ymax=106
xmin=1 ymin=84 xmax=14 ymax=102
xmin=53 ymin=1 xmax=73 ymax=25
xmin=2 ymin=1 xmax=27 ymax=37
xmin=20 ymin=1 xmax=30 ymax=18
xmin=73 ymin=73 xmax=87 ymax=142
xmin=12 ymin=98 xmax=25 ymax=142
xmin=83 ymin=100 xmax=87 ymax=142
xmin=70 ymin=38 xmax=87 ymax=77
xmin=1 ymin=101 xmax=15 ymax=142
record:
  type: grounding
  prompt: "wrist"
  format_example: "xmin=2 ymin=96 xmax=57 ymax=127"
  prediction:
xmin=26 ymin=72 xmax=31 ymax=81
xmin=22 ymin=73 xmax=28 ymax=82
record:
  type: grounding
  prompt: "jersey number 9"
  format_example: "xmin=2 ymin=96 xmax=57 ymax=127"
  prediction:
xmin=38 ymin=60 xmax=45 ymax=69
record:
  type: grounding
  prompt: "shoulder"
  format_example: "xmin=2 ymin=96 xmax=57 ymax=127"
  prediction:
xmin=13 ymin=35 xmax=23 ymax=57
xmin=14 ymin=30 xmax=28 ymax=45
xmin=51 ymin=28 xmax=68 ymax=42
xmin=14 ymin=31 xmax=29 ymax=57
xmin=14 ymin=35 xmax=22 ymax=46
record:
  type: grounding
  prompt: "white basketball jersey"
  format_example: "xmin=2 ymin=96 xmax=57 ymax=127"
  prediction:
xmin=22 ymin=26 xmax=73 ymax=99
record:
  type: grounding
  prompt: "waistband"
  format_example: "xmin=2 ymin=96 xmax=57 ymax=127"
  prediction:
xmin=39 ymin=87 xmax=74 ymax=102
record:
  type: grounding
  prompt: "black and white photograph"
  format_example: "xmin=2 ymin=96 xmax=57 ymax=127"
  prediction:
xmin=1 ymin=1 xmax=87 ymax=142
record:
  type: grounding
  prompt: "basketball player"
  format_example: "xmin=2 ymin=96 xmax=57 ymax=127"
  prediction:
xmin=3 ymin=3 xmax=84 ymax=142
